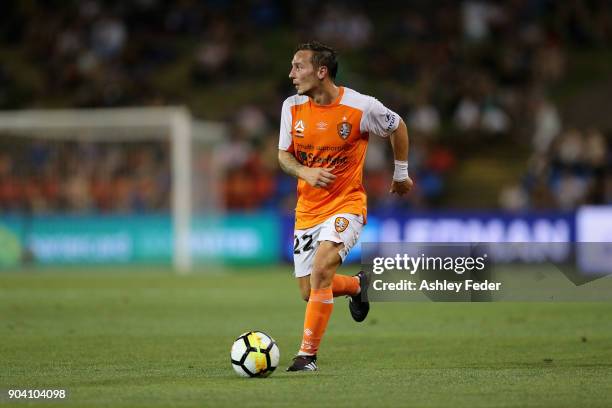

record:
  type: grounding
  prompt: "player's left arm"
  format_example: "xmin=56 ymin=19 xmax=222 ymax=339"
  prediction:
xmin=389 ymin=118 xmax=414 ymax=196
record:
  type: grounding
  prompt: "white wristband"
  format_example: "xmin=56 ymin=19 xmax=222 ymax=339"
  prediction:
xmin=393 ymin=160 xmax=409 ymax=181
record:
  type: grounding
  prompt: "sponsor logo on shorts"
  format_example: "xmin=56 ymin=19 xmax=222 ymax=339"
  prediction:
xmin=335 ymin=217 xmax=349 ymax=233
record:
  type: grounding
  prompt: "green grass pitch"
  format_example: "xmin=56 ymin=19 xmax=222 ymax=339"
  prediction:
xmin=2 ymin=265 xmax=612 ymax=407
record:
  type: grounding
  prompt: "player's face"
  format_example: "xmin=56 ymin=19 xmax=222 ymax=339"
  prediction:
xmin=289 ymin=50 xmax=319 ymax=95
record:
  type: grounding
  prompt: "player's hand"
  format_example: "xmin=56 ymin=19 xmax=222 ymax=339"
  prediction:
xmin=389 ymin=176 xmax=414 ymax=196
xmin=300 ymin=166 xmax=336 ymax=188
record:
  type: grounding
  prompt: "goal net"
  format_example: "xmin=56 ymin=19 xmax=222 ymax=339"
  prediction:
xmin=0 ymin=107 xmax=223 ymax=273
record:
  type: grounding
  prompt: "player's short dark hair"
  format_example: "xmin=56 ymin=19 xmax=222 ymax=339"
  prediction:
xmin=295 ymin=41 xmax=338 ymax=80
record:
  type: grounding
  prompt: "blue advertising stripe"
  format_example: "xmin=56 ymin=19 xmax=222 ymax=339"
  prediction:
xmin=281 ymin=211 xmax=577 ymax=264
xmin=2 ymin=209 xmax=602 ymax=267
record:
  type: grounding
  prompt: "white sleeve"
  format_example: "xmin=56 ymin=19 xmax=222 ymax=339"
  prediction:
xmin=362 ymin=97 xmax=400 ymax=138
xmin=278 ymin=100 xmax=293 ymax=151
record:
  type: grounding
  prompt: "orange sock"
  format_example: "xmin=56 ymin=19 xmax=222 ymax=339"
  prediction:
xmin=332 ymin=274 xmax=360 ymax=297
xmin=299 ymin=287 xmax=333 ymax=355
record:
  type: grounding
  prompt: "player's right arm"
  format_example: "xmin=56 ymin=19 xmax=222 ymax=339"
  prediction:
xmin=278 ymin=98 xmax=336 ymax=188
xmin=278 ymin=150 xmax=336 ymax=188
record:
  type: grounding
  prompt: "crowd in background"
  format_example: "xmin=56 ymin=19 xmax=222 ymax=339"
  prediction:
xmin=0 ymin=141 xmax=170 ymax=213
xmin=0 ymin=0 xmax=610 ymax=213
xmin=500 ymin=127 xmax=610 ymax=210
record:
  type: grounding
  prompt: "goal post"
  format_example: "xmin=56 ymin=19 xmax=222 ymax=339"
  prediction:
xmin=169 ymin=108 xmax=192 ymax=273
xmin=0 ymin=107 xmax=222 ymax=273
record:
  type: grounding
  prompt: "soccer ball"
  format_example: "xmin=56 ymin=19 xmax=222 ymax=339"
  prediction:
xmin=230 ymin=331 xmax=280 ymax=378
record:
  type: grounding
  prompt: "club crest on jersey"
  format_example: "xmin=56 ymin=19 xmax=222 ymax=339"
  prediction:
xmin=337 ymin=121 xmax=352 ymax=140
xmin=334 ymin=217 xmax=349 ymax=233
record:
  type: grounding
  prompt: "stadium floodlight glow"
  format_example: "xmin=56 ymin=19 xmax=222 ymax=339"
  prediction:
xmin=0 ymin=107 xmax=221 ymax=273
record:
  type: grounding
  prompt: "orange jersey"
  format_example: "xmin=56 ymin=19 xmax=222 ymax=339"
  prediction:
xmin=279 ymin=87 xmax=400 ymax=229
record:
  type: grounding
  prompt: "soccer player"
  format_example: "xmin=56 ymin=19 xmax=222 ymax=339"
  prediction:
xmin=278 ymin=41 xmax=413 ymax=371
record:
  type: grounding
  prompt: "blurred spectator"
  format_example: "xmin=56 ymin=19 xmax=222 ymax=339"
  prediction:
xmin=454 ymin=97 xmax=480 ymax=132
xmin=91 ymin=14 xmax=127 ymax=60
xmin=314 ymin=4 xmax=372 ymax=50
xmin=530 ymin=93 xmax=562 ymax=154
xmin=499 ymin=184 xmax=529 ymax=211
xmin=408 ymin=98 xmax=440 ymax=136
